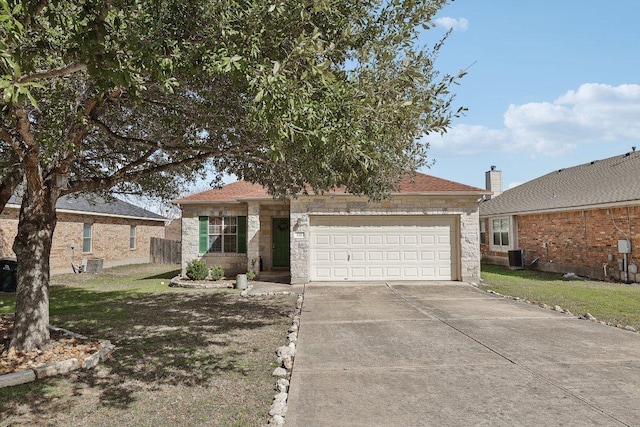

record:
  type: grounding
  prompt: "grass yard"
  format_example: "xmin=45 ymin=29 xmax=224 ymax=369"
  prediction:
xmin=480 ymin=264 xmax=640 ymax=331
xmin=0 ymin=264 xmax=297 ymax=427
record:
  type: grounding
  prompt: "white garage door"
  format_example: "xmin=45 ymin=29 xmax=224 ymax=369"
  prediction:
xmin=309 ymin=216 xmax=457 ymax=281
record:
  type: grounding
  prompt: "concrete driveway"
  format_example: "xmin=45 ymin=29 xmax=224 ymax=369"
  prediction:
xmin=286 ymin=282 xmax=640 ymax=426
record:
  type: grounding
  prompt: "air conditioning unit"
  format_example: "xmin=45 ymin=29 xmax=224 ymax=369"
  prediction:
xmin=508 ymin=249 xmax=525 ymax=270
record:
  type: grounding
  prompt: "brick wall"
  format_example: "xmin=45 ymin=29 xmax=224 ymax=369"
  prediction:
xmin=1 ymin=206 xmax=165 ymax=274
xmin=481 ymin=206 xmax=639 ymax=282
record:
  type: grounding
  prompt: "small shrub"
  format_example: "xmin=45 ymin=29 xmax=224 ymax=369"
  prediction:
xmin=246 ymin=270 xmax=256 ymax=281
xmin=210 ymin=265 xmax=225 ymax=281
xmin=186 ymin=259 xmax=208 ymax=281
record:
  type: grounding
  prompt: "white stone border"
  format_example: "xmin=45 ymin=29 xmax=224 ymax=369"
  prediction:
xmin=237 ymin=287 xmax=304 ymax=427
xmin=483 ymin=288 xmax=637 ymax=332
xmin=0 ymin=325 xmax=115 ymax=389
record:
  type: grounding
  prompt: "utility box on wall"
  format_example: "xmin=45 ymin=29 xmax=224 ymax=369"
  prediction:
xmin=618 ymin=240 xmax=631 ymax=254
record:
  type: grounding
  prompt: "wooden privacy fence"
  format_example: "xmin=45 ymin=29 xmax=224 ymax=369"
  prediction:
xmin=150 ymin=237 xmax=181 ymax=264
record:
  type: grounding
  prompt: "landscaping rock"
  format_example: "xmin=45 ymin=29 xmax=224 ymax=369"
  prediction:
xmin=35 ymin=358 xmax=79 ymax=379
xmin=269 ymin=392 xmax=288 ymax=416
xmin=584 ymin=313 xmax=597 ymax=321
xmin=268 ymin=414 xmax=285 ymax=426
xmin=0 ymin=370 xmax=36 ymax=388
xmin=276 ymin=378 xmax=289 ymax=392
xmin=272 ymin=367 xmax=287 ymax=377
xmin=625 ymin=325 xmax=636 ymax=332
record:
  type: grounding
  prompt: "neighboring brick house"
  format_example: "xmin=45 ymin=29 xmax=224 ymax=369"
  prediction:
xmin=479 ymin=150 xmax=640 ymax=282
xmin=1 ymin=194 xmax=167 ymax=274
xmin=174 ymin=172 xmax=489 ymax=284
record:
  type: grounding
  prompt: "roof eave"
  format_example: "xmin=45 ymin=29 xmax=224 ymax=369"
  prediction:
xmin=4 ymin=203 xmax=166 ymax=222
xmin=481 ymin=199 xmax=640 ymax=217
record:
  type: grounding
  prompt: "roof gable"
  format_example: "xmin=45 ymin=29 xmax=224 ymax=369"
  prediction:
xmin=480 ymin=150 xmax=640 ymax=216
xmin=174 ymin=172 xmax=486 ymax=204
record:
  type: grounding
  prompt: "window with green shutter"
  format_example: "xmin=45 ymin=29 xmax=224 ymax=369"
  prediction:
xmin=199 ymin=216 xmax=246 ymax=254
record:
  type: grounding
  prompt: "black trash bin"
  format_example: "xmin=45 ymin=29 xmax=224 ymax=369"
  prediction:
xmin=0 ymin=258 xmax=18 ymax=292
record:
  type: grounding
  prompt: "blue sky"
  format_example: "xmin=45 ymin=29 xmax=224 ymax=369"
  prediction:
xmin=421 ymin=0 xmax=640 ymax=190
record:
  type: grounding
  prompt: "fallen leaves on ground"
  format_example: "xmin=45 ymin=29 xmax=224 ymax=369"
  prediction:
xmin=0 ymin=314 xmax=104 ymax=375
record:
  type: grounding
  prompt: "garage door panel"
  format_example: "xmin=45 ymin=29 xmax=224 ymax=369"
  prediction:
xmin=386 ymin=251 xmax=402 ymax=261
xmin=403 ymin=251 xmax=418 ymax=261
xmin=386 ymin=235 xmax=400 ymax=245
xmin=333 ymin=235 xmax=349 ymax=245
xmin=315 ymin=235 xmax=331 ymax=246
xmin=333 ymin=251 xmax=349 ymax=262
xmin=368 ymin=235 xmax=383 ymax=245
xmin=315 ymin=251 xmax=331 ymax=262
xmin=309 ymin=216 xmax=457 ymax=281
xmin=351 ymin=251 xmax=366 ymax=261
xmin=351 ymin=235 xmax=366 ymax=245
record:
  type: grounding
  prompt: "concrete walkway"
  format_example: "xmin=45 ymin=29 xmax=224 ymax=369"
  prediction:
xmin=286 ymin=282 xmax=640 ymax=426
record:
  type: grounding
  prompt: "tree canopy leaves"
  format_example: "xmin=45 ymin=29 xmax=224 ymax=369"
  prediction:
xmin=1 ymin=0 xmax=464 ymax=204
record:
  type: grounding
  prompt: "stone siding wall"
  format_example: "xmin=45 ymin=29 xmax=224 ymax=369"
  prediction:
xmin=481 ymin=206 xmax=640 ymax=282
xmin=290 ymin=194 xmax=481 ymax=284
xmin=1 ymin=207 xmax=165 ymax=274
xmin=180 ymin=202 xmax=290 ymax=277
xmin=181 ymin=205 xmax=248 ymax=277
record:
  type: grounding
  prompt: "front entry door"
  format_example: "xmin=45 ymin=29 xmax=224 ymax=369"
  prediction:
xmin=272 ymin=218 xmax=290 ymax=268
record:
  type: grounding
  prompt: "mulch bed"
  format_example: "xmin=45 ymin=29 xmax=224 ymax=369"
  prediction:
xmin=0 ymin=314 xmax=105 ymax=376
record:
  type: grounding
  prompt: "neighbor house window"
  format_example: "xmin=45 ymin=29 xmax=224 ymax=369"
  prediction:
xmin=130 ymin=225 xmax=136 ymax=249
xmin=82 ymin=223 xmax=92 ymax=253
xmin=492 ymin=218 xmax=509 ymax=247
xmin=480 ymin=220 xmax=486 ymax=244
xmin=199 ymin=216 xmax=247 ymax=254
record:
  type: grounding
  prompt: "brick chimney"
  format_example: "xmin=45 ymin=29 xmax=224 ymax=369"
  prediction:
xmin=485 ymin=166 xmax=502 ymax=199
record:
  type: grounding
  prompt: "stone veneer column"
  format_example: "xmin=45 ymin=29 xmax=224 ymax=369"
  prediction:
xmin=460 ymin=207 xmax=481 ymax=282
xmin=247 ymin=202 xmax=260 ymax=272
xmin=181 ymin=211 xmax=199 ymax=276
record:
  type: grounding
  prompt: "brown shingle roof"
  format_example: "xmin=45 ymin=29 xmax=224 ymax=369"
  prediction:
xmin=175 ymin=181 xmax=269 ymax=203
xmin=480 ymin=150 xmax=640 ymax=216
xmin=174 ymin=172 xmax=486 ymax=204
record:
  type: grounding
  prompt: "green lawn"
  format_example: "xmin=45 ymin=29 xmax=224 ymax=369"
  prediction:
xmin=1 ymin=264 xmax=297 ymax=426
xmin=480 ymin=264 xmax=640 ymax=331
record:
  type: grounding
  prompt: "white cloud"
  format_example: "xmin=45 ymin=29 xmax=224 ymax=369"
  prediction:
xmin=426 ymin=83 xmax=640 ymax=158
xmin=433 ymin=17 xmax=469 ymax=32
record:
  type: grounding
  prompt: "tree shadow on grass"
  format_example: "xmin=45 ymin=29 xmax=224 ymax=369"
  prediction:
xmin=1 ymin=287 xmax=296 ymax=417
xmin=139 ymin=268 xmax=181 ymax=280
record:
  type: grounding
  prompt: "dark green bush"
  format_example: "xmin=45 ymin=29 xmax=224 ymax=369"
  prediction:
xmin=210 ymin=265 xmax=225 ymax=281
xmin=186 ymin=259 xmax=208 ymax=281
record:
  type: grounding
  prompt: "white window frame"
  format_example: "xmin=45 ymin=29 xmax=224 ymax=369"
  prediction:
xmin=207 ymin=216 xmax=238 ymax=254
xmin=480 ymin=220 xmax=486 ymax=244
xmin=490 ymin=217 xmax=511 ymax=252
xmin=82 ymin=223 xmax=92 ymax=253
xmin=130 ymin=225 xmax=136 ymax=249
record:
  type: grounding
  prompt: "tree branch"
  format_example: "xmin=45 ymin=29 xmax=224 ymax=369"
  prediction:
xmin=0 ymin=127 xmax=24 ymax=160
xmin=0 ymin=163 xmax=23 ymax=214
xmin=66 ymin=151 xmax=217 ymax=194
xmin=18 ymin=62 xmax=87 ymax=84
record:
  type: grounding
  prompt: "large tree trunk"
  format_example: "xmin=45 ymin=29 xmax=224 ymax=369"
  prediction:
xmin=10 ymin=185 xmax=58 ymax=351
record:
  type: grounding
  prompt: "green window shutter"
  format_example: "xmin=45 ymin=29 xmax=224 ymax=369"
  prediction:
xmin=198 ymin=217 xmax=209 ymax=254
xmin=237 ymin=216 xmax=247 ymax=253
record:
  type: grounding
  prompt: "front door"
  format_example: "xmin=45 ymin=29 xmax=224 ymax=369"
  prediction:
xmin=272 ymin=218 xmax=290 ymax=268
